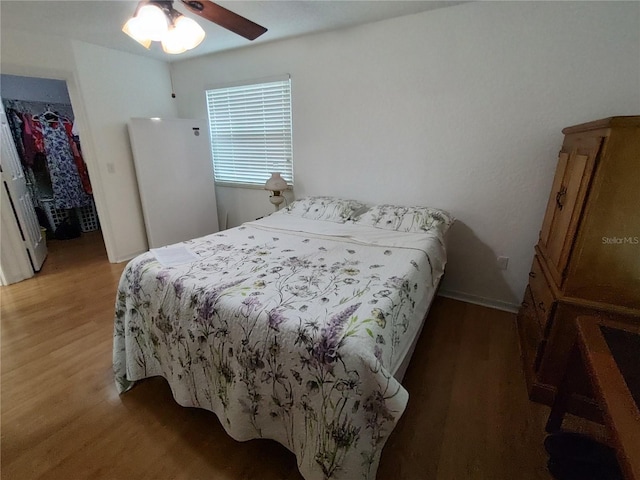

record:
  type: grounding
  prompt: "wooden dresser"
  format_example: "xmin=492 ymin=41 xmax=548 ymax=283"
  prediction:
xmin=517 ymin=116 xmax=640 ymax=415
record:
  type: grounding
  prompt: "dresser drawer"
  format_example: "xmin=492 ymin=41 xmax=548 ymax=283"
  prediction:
xmin=517 ymin=286 xmax=545 ymax=372
xmin=528 ymin=255 xmax=556 ymax=334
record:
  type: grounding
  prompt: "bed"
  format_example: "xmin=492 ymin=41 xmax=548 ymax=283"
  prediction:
xmin=113 ymin=197 xmax=453 ymax=480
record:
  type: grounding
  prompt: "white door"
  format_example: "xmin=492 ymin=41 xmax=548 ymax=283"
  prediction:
xmin=0 ymin=103 xmax=47 ymax=271
xmin=128 ymin=118 xmax=219 ymax=248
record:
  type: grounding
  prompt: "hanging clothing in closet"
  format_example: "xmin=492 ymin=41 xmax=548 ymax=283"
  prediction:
xmin=2 ymin=98 xmax=99 ymax=235
xmin=65 ymin=121 xmax=92 ymax=195
xmin=39 ymin=118 xmax=91 ymax=209
xmin=21 ymin=113 xmax=45 ymax=167
xmin=5 ymin=107 xmax=26 ymax=162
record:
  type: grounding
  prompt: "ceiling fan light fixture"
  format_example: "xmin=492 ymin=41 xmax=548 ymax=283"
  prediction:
xmin=161 ymin=40 xmax=187 ymax=55
xmin=161 ymin=31 xmax=188 ymax=54
xmin=135 ymin=4 xmax=170 ymax=41
xmin=122 ymin=17 xmax=153 ymax=48
xmin=124 ymin=0 xmax=265 ymax=54
xmin=162 ymin=14 xmax=205 ymax=54
xmin=176 ymin=16 xmax=206 ymax=48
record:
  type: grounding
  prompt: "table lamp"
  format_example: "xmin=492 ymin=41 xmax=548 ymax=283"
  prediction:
xmin=265 ymin=172 xmax=289 ymax=210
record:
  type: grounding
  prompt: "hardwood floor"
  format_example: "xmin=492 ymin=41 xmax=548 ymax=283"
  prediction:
xmin=1 ymin=234 xmax=555 ymax=480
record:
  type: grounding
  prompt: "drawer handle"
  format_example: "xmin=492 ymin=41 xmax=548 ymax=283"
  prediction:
xmin=522 ymin=301 xmax=529 ymax=308
xmin=556 ymin=186 xmax=567 ymax=211
xmin=538 ymin=301 xmax=546 ymax=312
xmin=529 ymin=271 xmax=536 ymax=278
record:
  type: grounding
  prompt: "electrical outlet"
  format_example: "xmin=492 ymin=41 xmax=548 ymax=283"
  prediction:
xmin=497 ymin=256 xmax=509 ymax=270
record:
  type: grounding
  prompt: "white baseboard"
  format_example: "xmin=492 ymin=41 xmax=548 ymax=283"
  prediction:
xmin=114 ymin=250 xmax=146 ymax=264
xmin=437 ymin=289 xmax=520 ymax=314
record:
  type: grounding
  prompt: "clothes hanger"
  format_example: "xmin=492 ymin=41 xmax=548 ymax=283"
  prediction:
xmin=42 ymin=106 xmax=59 ymax=122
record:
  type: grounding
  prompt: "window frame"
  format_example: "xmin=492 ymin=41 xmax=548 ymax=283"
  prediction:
xmin=205 ymin=76 xmax=293 ymax=189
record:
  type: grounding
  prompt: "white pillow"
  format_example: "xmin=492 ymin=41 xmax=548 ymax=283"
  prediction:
xmin=282 ymin=196 xmax=368 ymax=223
xmin=353 ymin=204 xmax=454 ymax=235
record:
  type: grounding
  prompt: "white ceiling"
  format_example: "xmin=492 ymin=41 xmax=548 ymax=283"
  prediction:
xmin=1 ymin=0 xmax=464 ymax=62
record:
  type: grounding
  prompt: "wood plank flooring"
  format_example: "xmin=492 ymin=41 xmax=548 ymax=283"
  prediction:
xmin=1 ymin=233 xmax=555 ymax=479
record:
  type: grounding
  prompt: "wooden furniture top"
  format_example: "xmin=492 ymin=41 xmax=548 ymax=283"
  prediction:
xmin=577 ymin=316 xmax=640 ymax=480
xmin=562 ymin=116 xmax=640 ymax=134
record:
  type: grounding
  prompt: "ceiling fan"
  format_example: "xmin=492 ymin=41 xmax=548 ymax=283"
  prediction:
xmin=180 ymin=0 xmax=267 ymax=40
xmin=123 ymin=0 xmax=268 ymax=54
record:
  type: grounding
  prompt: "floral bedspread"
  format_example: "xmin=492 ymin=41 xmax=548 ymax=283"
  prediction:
xmin=113 ymin=216 xmax=446 ymax=480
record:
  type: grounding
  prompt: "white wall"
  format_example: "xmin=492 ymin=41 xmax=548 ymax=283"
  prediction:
xmin=0 ymin=29 xmax=76 ymax=77
xmin=171 ymin=1 xmax=640 ymax=310
xmin=0 ymin=28 xmax=177 ymax=262
xmin=71 ymin=40 xmax=177 ymax=261
xmin=1 ymin=74 xmax=71 ymax=104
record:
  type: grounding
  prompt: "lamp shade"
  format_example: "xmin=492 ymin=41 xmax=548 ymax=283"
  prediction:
xmin=162 ymin=15 xmax=205 ymax=54
xmin=265 ymin=173 xmax=288 ymax=192
xmin=122 ymin=16 xmax=153 ymax=48
xmin=134 ymin=4 xmax=168 ymax=41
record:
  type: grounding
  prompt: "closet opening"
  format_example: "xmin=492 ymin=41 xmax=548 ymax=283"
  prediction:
xmin=1 ymin=74 xmax=107 ymax=278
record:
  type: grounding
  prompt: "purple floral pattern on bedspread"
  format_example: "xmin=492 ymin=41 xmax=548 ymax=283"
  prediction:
xmin=113 ymin=223 xmax=445 ymax=480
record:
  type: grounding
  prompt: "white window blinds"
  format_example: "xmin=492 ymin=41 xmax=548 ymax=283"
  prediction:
xmin=206 ymin=78 xmax=293 ymax=187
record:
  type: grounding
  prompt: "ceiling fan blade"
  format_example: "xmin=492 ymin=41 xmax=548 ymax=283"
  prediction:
xmin=179 ymin=0 xmax=267 ymax=40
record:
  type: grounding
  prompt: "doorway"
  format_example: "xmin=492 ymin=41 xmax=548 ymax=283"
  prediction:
xmin=0 ymin=74 xmax=106 ymax=281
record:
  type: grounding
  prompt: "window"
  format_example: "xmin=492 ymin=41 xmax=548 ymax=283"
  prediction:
xmin=206 ymin=77 xmax=293 ymax=187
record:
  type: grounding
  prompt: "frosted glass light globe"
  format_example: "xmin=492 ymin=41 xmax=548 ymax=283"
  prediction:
xmin=136 ymin=5 xmax=169 ymax=42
